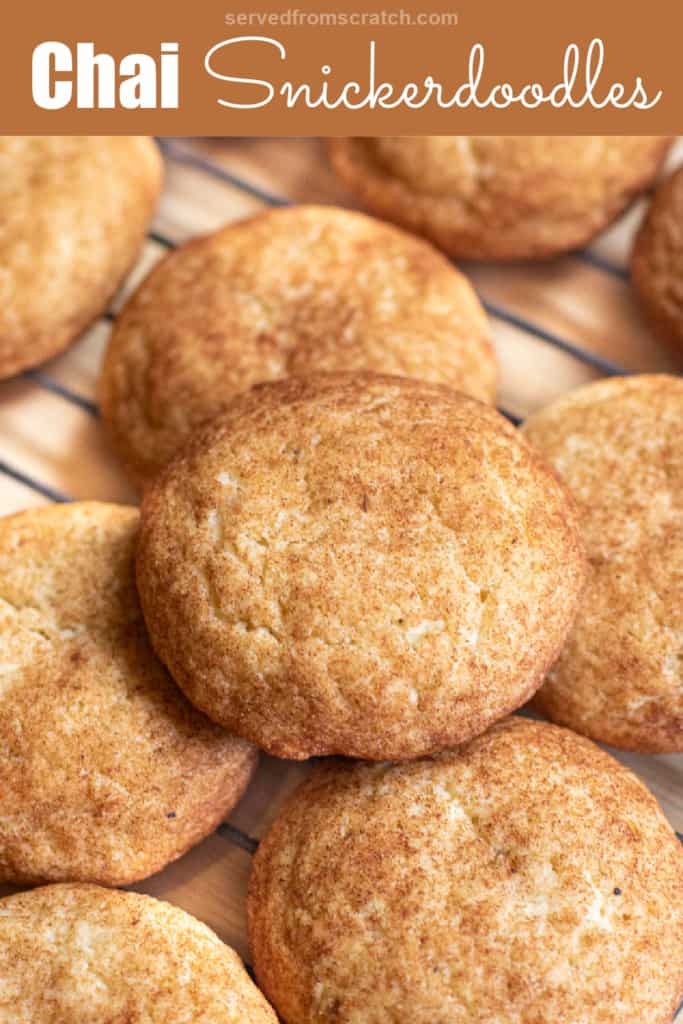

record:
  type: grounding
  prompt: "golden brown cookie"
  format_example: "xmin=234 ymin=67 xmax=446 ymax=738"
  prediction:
xmin=0 ymin=136 xmax=162 ymax=380
xmin=329 ymin=137 xmax=672 ymax=261
xmin=632 ymin=165 xmax=683 ymax=360
xmin=99 ymin=205 xmax=495 ymax=487
xmin=522 ymin=374 xmax=683 ymax=752
xmin=0 ymin=502 xmax=256 ymax=886
xmin=137 ymin=373 xmax=586 ymax=761
xmin=0 ymin=883 xmax=276 ymax=1023
xmin=248 ymin=717 xmax=683 ymax=1024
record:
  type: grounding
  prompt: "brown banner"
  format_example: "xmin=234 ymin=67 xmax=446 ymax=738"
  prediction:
xmin=1 ymin=0 xmax=681 ymax=134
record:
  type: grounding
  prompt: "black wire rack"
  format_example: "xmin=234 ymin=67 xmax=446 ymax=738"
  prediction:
xmin=1 ymin=143 xmax=681 ymax=741
xmin=0 ymin=135 xmax=641 ymax=501
xmin=1 ymin=140 xmax=682 ymax=997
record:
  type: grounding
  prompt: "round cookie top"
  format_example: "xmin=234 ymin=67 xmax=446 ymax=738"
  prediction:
xmin=522 ymin=374 xmax=683 ymax=751
xmin=0 ymin=502 xmax=256 ymax=886
xmin=632 ymin=165 xmax=683 ymax=359
xmin=99 ymin=204 xmax=495 ymax=487
xmin=137 ymin=373 xmax=586 ymax=761
xmin=0 ymin=883 xmax=276 ymax=1023
xmin=0 ymin=136 xmax=162 ymax=379
xmin=329 ymin=136 xmax=671 ymax=261
xmin=248 ymin=717 xmax=683 ymax=1024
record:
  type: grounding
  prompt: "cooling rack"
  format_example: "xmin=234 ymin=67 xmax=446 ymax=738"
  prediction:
xmin=0 ymin=137 xmax=681 ymax=1016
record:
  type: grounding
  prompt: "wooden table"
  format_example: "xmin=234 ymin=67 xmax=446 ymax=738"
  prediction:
xmin=1 ymin=137 xmax=681 ymax=1014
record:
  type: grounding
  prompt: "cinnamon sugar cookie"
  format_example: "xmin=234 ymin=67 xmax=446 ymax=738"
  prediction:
xmin=248 ymin=717 xmax=683 ymax=1024
xmin=523 ymin=374 xmax=683 ymax=751
xmin=632 ymin=164 xmax=683 ymax=360
xmin=329 ymin=136 xmax=671 ymax=261
xmin=99 ymin=205 xmax=495 ymax=487
xmin=0 ymin=136 xmax=161 ymax=379
xmin=0 ymin=884 xmax=276 ymax=1023
xmin=0 ymin=502 xmax=256 ymax=886
xmin=137 ymin=373 xmax=585 ymax=761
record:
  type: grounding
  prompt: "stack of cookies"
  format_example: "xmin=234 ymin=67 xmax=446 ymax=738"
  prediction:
xmin=0 ymin=135 xmax=681 ymax=1024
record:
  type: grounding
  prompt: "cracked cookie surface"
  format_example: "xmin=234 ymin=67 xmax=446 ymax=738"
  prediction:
xmin=523 ymin=374 xmax=683 ymax=752
xmin=137 ymin=373 xmax=585 ymax=760
xmin=248 ymin=717 xmax=683 ymax=1024
xmin=99 ymin=204 xmax=494 ymax=488
xmin=329 ymin=136 xmax=671 ymax=261
xmin=0 ymin=502 xmax=256 ymax=886
xmin=0 ymin=136 xmax=162 ymax=379
xmin=0 ymin=883 xmax=276 ymax=1023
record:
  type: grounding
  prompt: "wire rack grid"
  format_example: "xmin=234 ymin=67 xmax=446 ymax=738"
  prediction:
xmin=0 ymin=138 xmax=681 ymax=1012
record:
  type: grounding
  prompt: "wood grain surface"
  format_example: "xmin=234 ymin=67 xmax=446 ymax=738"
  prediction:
xmin=0 ymin=137 xmax=681 ymax=1015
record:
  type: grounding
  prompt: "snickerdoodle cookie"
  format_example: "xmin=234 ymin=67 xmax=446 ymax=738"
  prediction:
xmin=99 ymin=205 xmax=495 ymax=487
xmin=523 ymin=374 xmax=683 ymax=751
xmin=329 ymin=136 xmax=671 ymax=261
xmin=0 ymin=502 xmax=256 ymax=886
xmin=248 ymin=717 xmax=683 ymax=1024
xmin=0 ymin=883 xmax=276 ymax=1023
xmin=0 ymin=136 xmax=161 ymax=379
xmin=137 ymin=373 xmax=586 ymax=761
xmin=632 ymin=165 xmax=683 ymax=360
